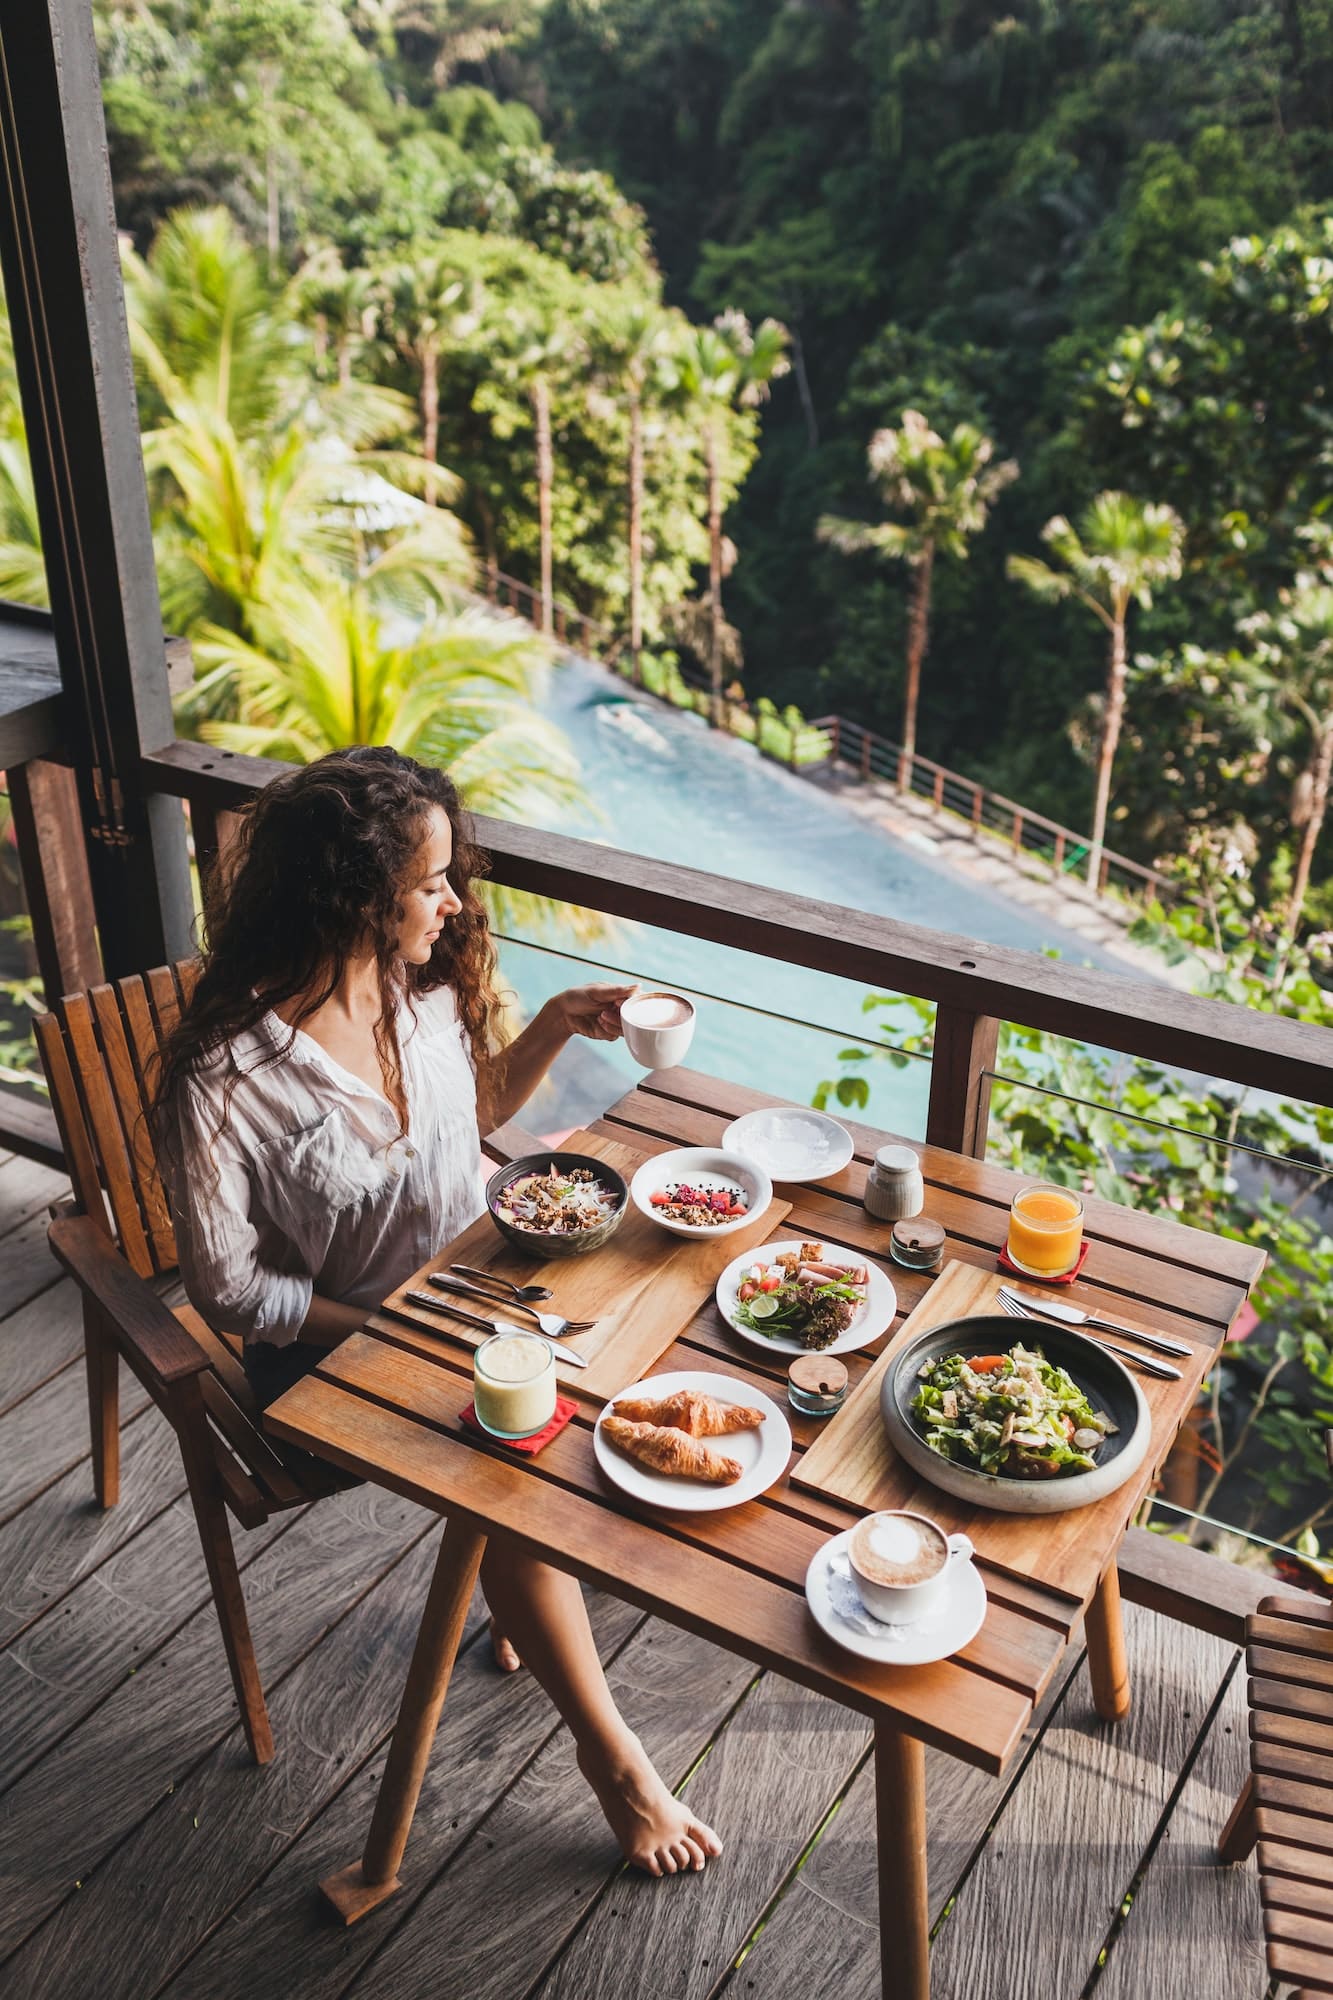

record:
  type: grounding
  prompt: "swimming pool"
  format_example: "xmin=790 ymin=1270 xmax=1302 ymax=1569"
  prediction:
xmin=498 ymin=656 xmax=1140 ymax=1135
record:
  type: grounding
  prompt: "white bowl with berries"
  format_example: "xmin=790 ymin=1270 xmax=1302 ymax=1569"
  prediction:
xmin=628 ymin=1147 xmax=774 ymax=1240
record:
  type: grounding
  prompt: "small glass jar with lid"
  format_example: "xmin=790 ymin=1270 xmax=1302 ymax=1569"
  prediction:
xmin=889 ymin=1217 xmax=946 ymax=1273
xmin=787 ymin=1353 xmax=849 ymax=1418
xmin=863 ymin=1143 xmax=924 ymax=1222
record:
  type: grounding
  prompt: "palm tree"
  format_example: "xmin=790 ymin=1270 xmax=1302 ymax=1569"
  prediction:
xmin=373 ymin=248 xmax=482 ymax=500
xmin=489 ymin=301 xmax=587 ymax=638
xmin=293 ymin=245 xmax=378 ymax=390
xmin=667 ymin=311 xmax=789 ymax=725
xmin=0 ymin=436 xmax=47 ymax=606
xmin=1008 ymin=492 xmax=1185 ymax=885
xmin=599 ymin=300 xmax=674 ymax=678
xmin=1247 ymin=578 xmax=1333 ymax=931
xmin=820 ymin=412 xmax=1018 ymax=787
xmin=183 ymin=575 xmax=590 ymax=934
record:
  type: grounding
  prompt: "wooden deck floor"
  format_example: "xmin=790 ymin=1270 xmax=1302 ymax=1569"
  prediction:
xmin=0 ymin=1160 xmax=1277 ymax=2000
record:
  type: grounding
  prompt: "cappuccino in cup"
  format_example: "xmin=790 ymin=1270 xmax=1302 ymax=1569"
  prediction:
xmin=620 ymin=990 xmax=696 ymax=1070
xmin=847 ymin=1509 xmax=972 ymax=1624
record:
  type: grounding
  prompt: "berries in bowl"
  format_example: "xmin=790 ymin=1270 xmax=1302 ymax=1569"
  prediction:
xmin=486 ymin=1153 xmax=629 ymax=1259
xmin=629 ymin=1147 xmax=773 ymax=1241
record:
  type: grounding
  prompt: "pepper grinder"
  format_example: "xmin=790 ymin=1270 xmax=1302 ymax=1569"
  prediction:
xmin=863 ymin=1143 xmax=924 ymax=1222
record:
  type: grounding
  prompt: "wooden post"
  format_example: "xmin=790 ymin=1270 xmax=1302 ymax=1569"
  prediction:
xmin=861 ymin=730 xmax=872 ymax=781
xmin=932 ymin=767 xmax=944 ymax=810
xmin=971 ymin=785 xmax=983 ymax=830
xmin=7 ymin=758 xmax=101 ymax=1000
xmin=0 ymin=1 xmax=194 ymax=976
xmin=322 ymin=1515 xmax=487 ymax=1923
xmin=925 ymin=1005 xmax=998 ymax=1158
xmin=1086 ymin=1563 xmax=1132 ymax=1721
xmin=1217 ymin=1773 xmax=1257 ymax=1865
xmin=1011 ymin=809 xmax=1023 ymax=853
xmin=1053 ymin=829 xmax=1065 ymax=876
xmin=876 ymin=1721 xmax=930 ymax=2000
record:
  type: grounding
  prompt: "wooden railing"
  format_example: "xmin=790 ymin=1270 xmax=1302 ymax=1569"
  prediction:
xmin=135 ymin=738 xmax=1333 ymax=1159
xmin=812 ymin=714 xmax=1175 ymax=905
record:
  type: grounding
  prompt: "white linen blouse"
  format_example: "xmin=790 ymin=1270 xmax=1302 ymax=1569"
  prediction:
xmin=165 ymin=984 xmax=485 ymax=1348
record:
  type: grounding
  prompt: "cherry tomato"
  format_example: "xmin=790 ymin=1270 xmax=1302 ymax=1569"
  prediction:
xmin=969 ymin=1355 xmax=1010 ymax=1373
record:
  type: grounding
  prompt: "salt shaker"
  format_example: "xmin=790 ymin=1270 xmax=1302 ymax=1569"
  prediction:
xmin=863 ymin=1143 xmax=924 ymax=1221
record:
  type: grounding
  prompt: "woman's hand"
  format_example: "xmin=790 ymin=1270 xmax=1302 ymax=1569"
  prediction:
xmin=550 ymin=982 xmax=636 ymax=1043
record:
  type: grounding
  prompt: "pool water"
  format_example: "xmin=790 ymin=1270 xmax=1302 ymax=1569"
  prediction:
xmin=499 ymin=657 xmax=1139 ymax=1135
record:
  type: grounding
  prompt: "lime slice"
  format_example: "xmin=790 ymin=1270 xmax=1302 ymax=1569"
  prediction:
xmin=746 ymin=1294 xmax=781 ymax=1321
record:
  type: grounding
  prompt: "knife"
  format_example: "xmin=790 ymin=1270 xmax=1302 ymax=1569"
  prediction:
xmin=998 ymin=1285 xmax=1192 ymax=1359
xmin=404 ymin=1290 xmax=590 ymax=1368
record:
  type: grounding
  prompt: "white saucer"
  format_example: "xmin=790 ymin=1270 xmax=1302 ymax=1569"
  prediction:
xmin=723 ymin=1107 xmax=854 ymax=1184
xmin=805 ymin=1529 xmax=988 ymax=1666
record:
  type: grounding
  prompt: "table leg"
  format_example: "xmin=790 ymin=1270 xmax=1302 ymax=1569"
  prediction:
xmin=321 ymin=1516 xmax=487 ymax=1924
xmin=876 ymin=1719 xmax=930 ymax=2000
xmin=1086 ymin=1562 xmax=1131 ymax=1722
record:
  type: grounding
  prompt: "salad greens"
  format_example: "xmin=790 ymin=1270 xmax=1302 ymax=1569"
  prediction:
xmin=910 ymin=1342 xmax=1116 ymax=1479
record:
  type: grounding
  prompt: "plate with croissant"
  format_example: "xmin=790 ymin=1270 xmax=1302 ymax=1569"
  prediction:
xmin=593 ymin=1371 xmax=793 ymax=1511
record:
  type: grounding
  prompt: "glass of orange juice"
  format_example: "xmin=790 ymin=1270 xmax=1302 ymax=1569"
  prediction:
xmin=1007 ymin=1184 xmax=1084 ymax=1277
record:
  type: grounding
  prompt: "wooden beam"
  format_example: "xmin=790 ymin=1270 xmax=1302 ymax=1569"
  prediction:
xmin=925 ymin=1005 xmax=998 ymax=1157
xmin=7 ymin=757 xmax=100 ymax=999
xmin=0 ymin=4 xmax=193 ymax=975
xmin=141 ymin=739 xmax=1333 ymax=1111
xmin=1117 ymin=1526 xmax=1316 ymax=1647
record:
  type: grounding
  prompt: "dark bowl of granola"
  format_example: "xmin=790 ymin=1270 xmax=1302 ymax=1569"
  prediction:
xmin=485 ymin=1152 xmax=629 ymax=1259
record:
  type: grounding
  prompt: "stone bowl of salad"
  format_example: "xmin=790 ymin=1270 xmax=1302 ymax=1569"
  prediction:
xmin=880 ymin=1316 xmax=1151 ymax=1515
xmin=486 ymin=1153 xmax=629 ymax=1259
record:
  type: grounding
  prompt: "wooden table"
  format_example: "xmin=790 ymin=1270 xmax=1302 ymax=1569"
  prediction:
xmin=266 ymin=1068 xmax=1264 ymax=1996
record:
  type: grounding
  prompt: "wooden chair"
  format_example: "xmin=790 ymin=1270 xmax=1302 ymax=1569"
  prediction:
xmin=1219 ymin=1592 xmax=1333 ymax=1996
xmin=35 ymin=960 xmax=536 ymax=1767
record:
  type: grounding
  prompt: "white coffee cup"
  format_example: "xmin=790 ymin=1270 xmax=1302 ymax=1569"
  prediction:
xmin=847 ymin=1509 xmax=973 ymax=1625
xmin=619 ymin=990 xmax=696 ymax=1071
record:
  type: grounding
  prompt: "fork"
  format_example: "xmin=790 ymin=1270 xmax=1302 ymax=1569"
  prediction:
xmin=999 ymin=1290 xmax=1181 ymax=1381
xmin=404 ymin=1293 xmax=589 ymax=1369
xmin=997 ymin=1284 xmax=1191 ymax=1359
xmin=426 ymin=1273 xmax=597 ymax=1340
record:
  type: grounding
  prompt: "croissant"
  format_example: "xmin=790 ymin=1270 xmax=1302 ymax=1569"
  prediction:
xmin=601 ymin=1416 xmax=743 ymax=1485
xmin=612 ymin=1389 xmax=764 ymax=1437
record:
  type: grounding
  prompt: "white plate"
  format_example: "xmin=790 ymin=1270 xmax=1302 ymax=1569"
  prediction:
xmin=722 ymin=1107 xmax=854 ymax=1184
xmin=805 ymin=1530 xmax=988 ymax=1666
xmin=628 ymin=1146 xmax=774 ymax=1240
xmin=714 ymin=1240 xmax=896 ymax=1357
xmin=593 ymin=1370 xmax=792 ymax=1512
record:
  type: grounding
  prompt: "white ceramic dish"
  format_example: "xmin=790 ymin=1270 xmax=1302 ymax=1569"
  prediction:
xmin=805 ymin=1528 xmax=988 ymax=1666
xmin=628 ymin=1146 xmax=774 ymax=1240
xmin=714 ymin=1239 xmax=896 ymax=1357
xmin=721 ymin=1107 xmax=854 ymax=1185
xmin=593 ymin=1370 xmax=792 ymax=1512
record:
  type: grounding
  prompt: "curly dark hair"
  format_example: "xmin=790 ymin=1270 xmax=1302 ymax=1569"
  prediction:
xmin=154 ymin=747 xmax=503 ymax=1133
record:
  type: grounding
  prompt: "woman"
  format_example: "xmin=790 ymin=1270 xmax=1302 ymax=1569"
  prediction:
xmin=157 ymin=746 xmax=721 ymax=1877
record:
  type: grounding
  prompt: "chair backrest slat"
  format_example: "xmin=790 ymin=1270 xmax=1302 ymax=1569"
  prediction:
xmin=36 ymin=957 xmax=202 ymax=1280
xmin=90 ymin=982 xmax=176 ymax=1271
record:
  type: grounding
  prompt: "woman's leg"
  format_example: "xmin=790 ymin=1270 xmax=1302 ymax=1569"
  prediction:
xmin=480 ymin=1544 xmax=722 ymax=1876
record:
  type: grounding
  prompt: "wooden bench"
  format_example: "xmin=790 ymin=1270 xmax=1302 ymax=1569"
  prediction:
xmin=1220 ymin=1593 xmax=1333 ymax=1996
xmin=34 ymin=959 xmax=537 ymax=1765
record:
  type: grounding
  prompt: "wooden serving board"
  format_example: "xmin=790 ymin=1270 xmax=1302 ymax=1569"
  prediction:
xmin=377 ymin=1128 xmax=791 ymax=1402
xmin=790 ymin=1259 xmax=1217 ymax=1605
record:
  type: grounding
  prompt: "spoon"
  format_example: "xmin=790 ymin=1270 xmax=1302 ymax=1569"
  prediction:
xmin=450 ymin=1263 xmax=554 ymax=1303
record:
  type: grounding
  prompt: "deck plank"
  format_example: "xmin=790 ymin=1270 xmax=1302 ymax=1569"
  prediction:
xmin=0 ymin=1485 xmax=293 ymax=1795
xmin=340 ymin=1622 xmax=758 ymax=2000
xmin=1094 ymin=1655 xmax=1268 ymax=2000
xmin=0 ymin=1483 xmax=431 ymax=1960
xmin=0 ymin=1353 xmax=150 ymax=1526
xmin=927 ymin=1606 xmax=1237 ymax=1999
xmin=532 ymin=1670 xmax=869 ymax=2000
xmin=152 ymin=1590 xmax=644 ymax=2000
xmin=717 ymin=1636 xmax=1085 ymax=1999
xmin=0 ymin=1277 xmax=82 ymax=1418
xmin=5 ymin=1525 xmax=462 ymax=2000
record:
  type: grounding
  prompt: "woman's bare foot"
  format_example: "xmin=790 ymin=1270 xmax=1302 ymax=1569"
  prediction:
xmin=490 ymin=1617 xmax=522 ymax=1673
xmin=577 ymin=1732 xmax=722 ymax=1876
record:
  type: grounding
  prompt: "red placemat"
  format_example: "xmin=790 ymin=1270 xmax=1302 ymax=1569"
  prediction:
xmin=458 ymin=1395 xmax=578 ymax=1454
xmin=996 ymin=1237 xmax=1090 ymax=1285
